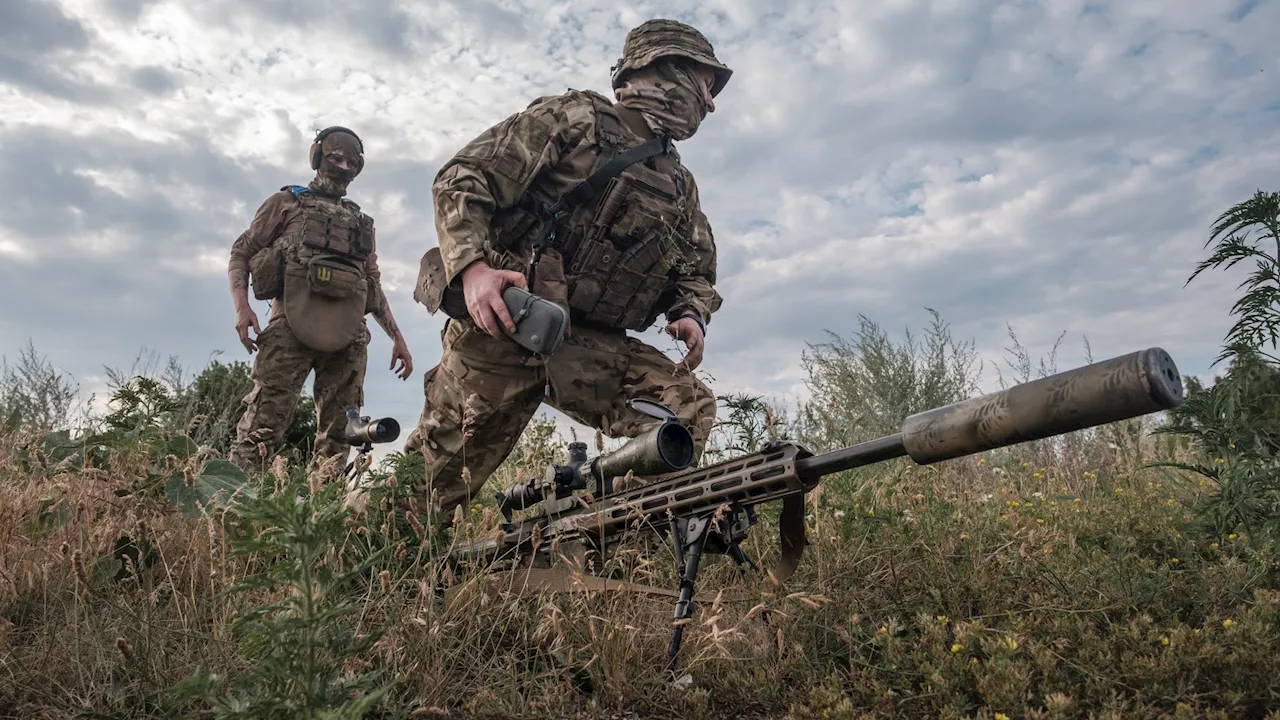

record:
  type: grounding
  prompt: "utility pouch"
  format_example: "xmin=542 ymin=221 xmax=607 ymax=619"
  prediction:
xmin=248 ymin=245 xmax=285 ymax=301
xmin=502 ymin=286 xmax=568 ymax=356
xmin=306 ymin=255 xmax=365 ymax=299
xmin=414 ymin=246 xmax=469 ymax=319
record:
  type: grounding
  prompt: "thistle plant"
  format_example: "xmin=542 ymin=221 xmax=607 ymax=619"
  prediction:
xmin=169 ymin=482 xmax=395 ymax=718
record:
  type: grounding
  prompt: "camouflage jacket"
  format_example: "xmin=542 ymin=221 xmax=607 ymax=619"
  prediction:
xmin=430 ymin=88 xmax=722 ymax=331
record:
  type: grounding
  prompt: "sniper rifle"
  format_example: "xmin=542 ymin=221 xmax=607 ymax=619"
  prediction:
xmin=444 ymin=347 xmax=1186 ymax=675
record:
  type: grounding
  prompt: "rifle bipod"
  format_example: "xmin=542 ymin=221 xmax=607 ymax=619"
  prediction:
xmin=663 ymin=504 xmax=769 ymax=679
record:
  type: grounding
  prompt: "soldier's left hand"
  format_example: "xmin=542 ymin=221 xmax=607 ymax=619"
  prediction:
xmin=666 ymin=316 xmax=705 ymax=371
xmin=390 ymin=336 xmax=414 ymax=380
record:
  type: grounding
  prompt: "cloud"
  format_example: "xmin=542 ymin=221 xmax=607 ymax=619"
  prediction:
xmin=0 ymin=0 xmax=1278 ymax=460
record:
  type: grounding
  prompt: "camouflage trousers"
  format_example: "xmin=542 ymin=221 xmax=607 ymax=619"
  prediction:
xmin=402 ymin=317 xmax=716 ymax=518
xmin=228 ymin=314 xmax=370 ymax=470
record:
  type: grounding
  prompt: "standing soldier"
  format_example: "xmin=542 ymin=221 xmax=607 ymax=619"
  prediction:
xmin=408 ymin=19 xmax=731 ymax=518
xmin=227 ymin=126 xmax=414 ymax=470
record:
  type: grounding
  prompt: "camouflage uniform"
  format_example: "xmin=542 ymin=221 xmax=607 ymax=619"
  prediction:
xmin=407 ymin=20 xmax=732 ymax=515
xmin=227 ymin=127 xmax=407 ymax=469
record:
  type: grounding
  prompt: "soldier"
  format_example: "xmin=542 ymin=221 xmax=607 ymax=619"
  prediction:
xmin=227 ymin=126 xmax=414 ymax=470
xmin=408 ymin=19 xmax=731 ymax=518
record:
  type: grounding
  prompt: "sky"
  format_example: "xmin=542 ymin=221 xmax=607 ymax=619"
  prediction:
xmin=1 ymin=0 xmax=1277 ymax=454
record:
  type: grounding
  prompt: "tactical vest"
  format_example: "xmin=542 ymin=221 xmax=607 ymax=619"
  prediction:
xmin=249 ymin=186 xmax=379 ymax=352
xmin=493 ymin=95 xmax=694 ymax=332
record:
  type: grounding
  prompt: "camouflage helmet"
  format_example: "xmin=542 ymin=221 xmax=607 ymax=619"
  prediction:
xmin=610 ymin=19 xmax=732 ymax=98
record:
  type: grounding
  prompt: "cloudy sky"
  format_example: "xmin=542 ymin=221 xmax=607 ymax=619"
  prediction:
xmin=1 ymin=0 xmax=1277 ymax=449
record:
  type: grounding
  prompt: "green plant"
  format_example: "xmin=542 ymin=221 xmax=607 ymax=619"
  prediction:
xmin=1158 ymin=189 xmax=1280 ymax=540
xmin=0 ymin=339 xmax=79 ymax=432
xmin=795 ymin=308 xmax=981 ymax=452
xmin=1188 ymin=190 xmax=1280 ymax=366
xmin=169 ymin=482 xmax=396 ymax=718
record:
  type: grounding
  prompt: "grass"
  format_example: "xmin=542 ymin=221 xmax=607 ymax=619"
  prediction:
xmin=0 ymin=407 xmax=1278 ymax=720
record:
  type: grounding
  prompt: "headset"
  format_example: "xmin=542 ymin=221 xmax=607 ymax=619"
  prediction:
xmin=309 ymin=125 xmax=365 ymax=175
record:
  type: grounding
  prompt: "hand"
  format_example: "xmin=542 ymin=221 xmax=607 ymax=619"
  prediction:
xmin=460 ymin=261 xmax=528 ymax=338
xmin=235 ymin=306 xmax=262 ymax=353
xmin=666 ymin=315 xmax=705 ymax=370
xmin=390 ymin=335 xmax=413 ymax=380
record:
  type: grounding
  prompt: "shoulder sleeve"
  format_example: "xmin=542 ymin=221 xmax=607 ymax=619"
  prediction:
xmin=431 ymin=91 xmax=599 ymax=284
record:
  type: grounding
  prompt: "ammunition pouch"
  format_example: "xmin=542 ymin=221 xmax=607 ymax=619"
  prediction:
xmin=364 ymin=276 xmax=382 ymax=315
xmin=248 ymin=244 xmax=285 ymax=301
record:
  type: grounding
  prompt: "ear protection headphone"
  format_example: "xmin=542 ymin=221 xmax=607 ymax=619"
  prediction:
xmin=309 ymin=126 xmax=365 ymax=175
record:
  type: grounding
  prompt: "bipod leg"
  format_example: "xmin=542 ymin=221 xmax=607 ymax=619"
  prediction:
xmin=665 ymin=516 xmax=709 ymax=680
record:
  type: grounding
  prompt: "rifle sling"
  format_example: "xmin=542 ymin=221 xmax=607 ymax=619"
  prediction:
xmin=516 ymin=129 xmax=673 ymax=259
xmin=771 ymin=493 xmax=809 ymax=586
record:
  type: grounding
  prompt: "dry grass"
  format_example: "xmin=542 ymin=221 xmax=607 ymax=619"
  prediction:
xmin=0 ymin=416 xmax=1278 ymax=719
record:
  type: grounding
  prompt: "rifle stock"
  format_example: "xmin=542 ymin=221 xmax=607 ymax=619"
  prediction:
xmin=447 ymin=347 xmax=1185 ymax=677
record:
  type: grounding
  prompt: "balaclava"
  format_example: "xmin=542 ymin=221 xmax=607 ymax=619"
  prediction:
xmin=613 ymin=58 xmax=710 ymax=141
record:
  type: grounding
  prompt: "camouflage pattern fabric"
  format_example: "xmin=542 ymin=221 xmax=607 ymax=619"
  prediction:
xmin=611 ymin=18 xmax=733 ymax=97
xmin=228 ymin=316 xmax=370 ymax=470
xmin=613 ymin=57 xmax=711 ymax=140
xmin=403 ymin=318 xmax=716 ymax=517
xmin=428 ymin=88 xmax=722 ymax=331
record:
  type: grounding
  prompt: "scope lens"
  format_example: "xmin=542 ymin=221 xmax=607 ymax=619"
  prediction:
xmin=374 ymin=418 xmax=401 ymax=442
xmin=655 ymin=422 xmax=695 ymax=470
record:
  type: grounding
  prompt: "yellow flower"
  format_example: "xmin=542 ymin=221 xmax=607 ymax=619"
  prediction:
xmin=1215 ymin=457 xmax=1226 ymax=465
xmin=1223 ymin=619 xmax=1235 ymax=629
xmin=1074 ymin=498 xmax=1082 ymax=504
xmin=960 ymin=533 xmax=970 ymax=541
xmin=1036 ymin=519 xmax=1044 ymax=525
xmin=951 ymin=643 xmax=964 ymax=653
xmin=977 ymin=458 xmax=987 ymax=466
xmin=1170 ymin=558 xmax=1180 ymax=565
xmin=1210 ymin=543 xmax=1219 ymax=551
xmin=995 ymin=714 xmax=1011 ymax=720
xmin=937 ymin=615 xmax=950 ymax=624
xmin=1228 ymin=534 xmax=1238 ymax=541
xmin=1162 ymin=637 xmax=1170 ymax=646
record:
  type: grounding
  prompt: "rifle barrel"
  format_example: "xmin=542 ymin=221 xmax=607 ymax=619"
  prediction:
xmin=796 ymin=434 xmax=907 ymax=478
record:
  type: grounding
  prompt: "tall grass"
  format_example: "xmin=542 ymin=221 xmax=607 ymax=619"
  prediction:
xmin=0 ymin=315 xmax=1275 ymax=719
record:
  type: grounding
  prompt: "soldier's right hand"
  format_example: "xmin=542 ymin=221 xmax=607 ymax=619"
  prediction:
xmin=460 ymin=261 xmax=528 ymax=338
xmin=235 ymin=306 xmax=262 ymax=353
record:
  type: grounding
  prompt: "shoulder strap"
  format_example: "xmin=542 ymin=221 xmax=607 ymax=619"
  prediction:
xmin=547 ymin=132 xmax=673 ymax=218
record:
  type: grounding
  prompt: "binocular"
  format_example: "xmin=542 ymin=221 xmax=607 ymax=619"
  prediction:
xmin=344 ymin=407 xmax=400 ymax=446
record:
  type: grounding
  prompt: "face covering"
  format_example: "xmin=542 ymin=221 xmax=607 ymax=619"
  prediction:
xmin=613 ymin=58 xmax=709 ymax=141
xmin=310 ymin=132 xmax=362 ymax=197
